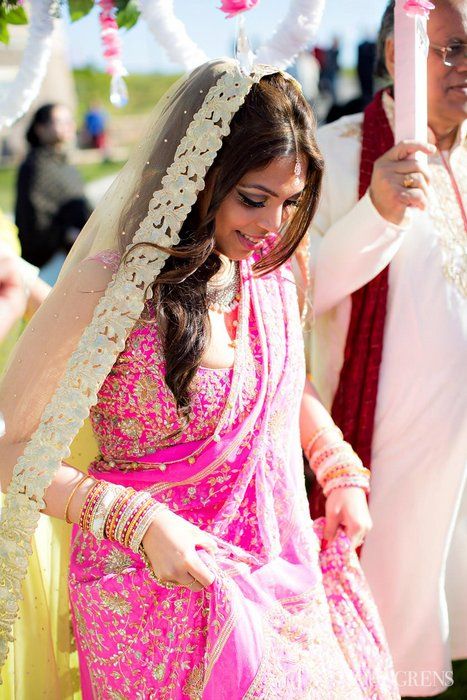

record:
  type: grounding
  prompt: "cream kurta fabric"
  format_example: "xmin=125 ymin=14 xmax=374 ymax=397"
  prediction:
xmin=307 ymin=104 xmax=467 ymax=697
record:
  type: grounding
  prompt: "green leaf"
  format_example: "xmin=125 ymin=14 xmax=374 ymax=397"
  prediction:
xmin=116 ymin=0 xmax=140 ymax=30
xmin=0 ymin=20 xmax=10 ymax=45
xmin=114 ymin=0 xmax=132 ymax=10
xmin=68 ymin=0 xmax=94 ymax=22
xmin=5 ymin=6 xmax=28 ymax=25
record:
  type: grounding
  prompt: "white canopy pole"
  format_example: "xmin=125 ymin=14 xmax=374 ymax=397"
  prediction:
xmin=394 ymin=0 xmax=433 ymax=162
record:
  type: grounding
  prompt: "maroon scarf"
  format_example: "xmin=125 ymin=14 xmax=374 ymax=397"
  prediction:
xmin=309 ymin=90 xmax=394 ymax=519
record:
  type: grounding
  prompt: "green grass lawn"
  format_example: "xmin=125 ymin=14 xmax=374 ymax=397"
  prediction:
xmin=0 ymin=167 xmax=15 ymax=215
xmin=0 ymin=160 xmax=124 ymax=216
xmin=73 ymin=68 xmax=180 ymax=121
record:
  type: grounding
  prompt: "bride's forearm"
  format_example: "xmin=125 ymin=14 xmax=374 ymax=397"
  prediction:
xmin=0 ymin=440 xmax=94 ymax=523
xmin=43 ymin=464 xmax=95 ymax=522
xmin=299 ymin=377 xmax=338 ymax=453
xmin=300 ymin=376 xmax=370 ymax=497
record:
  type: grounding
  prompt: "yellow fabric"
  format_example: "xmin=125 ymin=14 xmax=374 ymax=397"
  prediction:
xmin=0 ymin=211 xmax=99 ymax=697
xmin=0 ymin=422 xmax=98 ymax=698
xmin=0 ymin=210 xmax=20 ymax=256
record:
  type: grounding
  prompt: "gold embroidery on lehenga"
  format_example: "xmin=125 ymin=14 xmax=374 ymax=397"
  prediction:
xmin=183 ymin=662 xmax=205 ymax=699
xmin=103 ymin=548 xmax=134 ymax=575
xmin=99 ymin=590 xmax=132 ymax=616
xmin=244 ymin=589 xmax=361 ymax=700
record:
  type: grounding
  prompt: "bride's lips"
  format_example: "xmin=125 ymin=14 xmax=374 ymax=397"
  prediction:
xmin=235 ymin=230 xmax=264 ymax=251
xmin=448 ymin=84 xmax=467 ymax=96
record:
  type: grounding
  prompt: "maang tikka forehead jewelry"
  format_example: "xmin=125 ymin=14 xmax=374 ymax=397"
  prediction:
xmin=294 ymin=158 xmax=302 ymax=177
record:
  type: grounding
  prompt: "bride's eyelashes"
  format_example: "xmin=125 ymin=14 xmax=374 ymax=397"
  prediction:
xmin=236 ymin=191 xmax=301 ymax=210
xmin=237 ymin=191 xmax=265 ymax=208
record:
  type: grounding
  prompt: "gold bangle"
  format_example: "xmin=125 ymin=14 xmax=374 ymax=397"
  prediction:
xmin=64 ymin=474 xmax=94 ymax=524
xmin=304 ymin=425 xmax=343 ymax=461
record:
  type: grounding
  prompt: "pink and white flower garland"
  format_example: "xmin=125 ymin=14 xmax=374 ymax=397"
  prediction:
xmin=403 ymin=0 xmax=435 ymax=18
xmin=97 ymin=0 xmax=128 ymax=107
xmin=219 ymin=0 xmax=260 ymax=19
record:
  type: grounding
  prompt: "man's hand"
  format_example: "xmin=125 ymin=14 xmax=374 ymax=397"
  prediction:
xmin=370 ymin=140 xmax=436 ymax=225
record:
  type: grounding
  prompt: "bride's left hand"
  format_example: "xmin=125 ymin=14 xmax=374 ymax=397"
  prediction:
xmin=324 ymin=487 xmax=372 ymax=549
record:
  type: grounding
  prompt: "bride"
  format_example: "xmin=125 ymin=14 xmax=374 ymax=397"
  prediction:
xmin=0 ymin=59 xmax=399 ymax=699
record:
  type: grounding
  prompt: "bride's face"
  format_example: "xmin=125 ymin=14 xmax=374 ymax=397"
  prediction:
xmin=213 ymin=155 xmax=307 ymax=261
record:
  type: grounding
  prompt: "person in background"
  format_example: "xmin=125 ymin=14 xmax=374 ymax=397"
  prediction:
xmin=325 ymin=38 xmax=377 ymax=123
xmin=0 ymin=253 xmax=26 ymax=343
xmin=83 ymin=101 xmax=109 ymax=160
xmin=357 ymin=39 xmax=377 ymax=105
xmin=15 ymin=103 xmax=92 ymax=286
xmin=305 ymin=0 xmax=466 ymax=696
xmin=319 ymin=37 xmax=341 ymax=104
xmin=0 ymin=208 xmax=49 ymax=362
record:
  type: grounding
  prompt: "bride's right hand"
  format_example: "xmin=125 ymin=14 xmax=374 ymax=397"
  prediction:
xmin=141 ymin=508 xmax=218 ymax=592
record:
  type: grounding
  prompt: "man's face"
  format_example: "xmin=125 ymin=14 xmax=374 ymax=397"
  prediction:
xmin=427 ymin=1 xmax=467 ymax=130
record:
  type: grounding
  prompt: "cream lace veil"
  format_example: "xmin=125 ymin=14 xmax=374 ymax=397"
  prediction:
xmin=0 ymin=59 xmax=283 ymax=670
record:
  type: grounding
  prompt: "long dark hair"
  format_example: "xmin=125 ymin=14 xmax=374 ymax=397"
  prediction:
xmin=127 ymin=72 xmax=323 ymax=424
xmin=26 ymin=103 xmax=57 ymax=147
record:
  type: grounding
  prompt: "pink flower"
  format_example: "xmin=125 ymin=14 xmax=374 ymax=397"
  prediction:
xmin=403 ymin=0 xmax=435 ymax=17
xmin=218 ymin=0 xmax=259 ymax=19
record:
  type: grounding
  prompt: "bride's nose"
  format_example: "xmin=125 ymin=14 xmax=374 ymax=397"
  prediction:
xmin=256 ymin=205 xmax=284 ymax=233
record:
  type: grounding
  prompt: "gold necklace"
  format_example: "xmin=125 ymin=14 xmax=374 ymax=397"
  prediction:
xmin=206 ymin=259 xmax=241 ymax=313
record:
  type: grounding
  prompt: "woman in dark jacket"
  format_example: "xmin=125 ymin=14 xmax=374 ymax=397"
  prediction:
xmin=15 ymin=104 xmax=92 ymax=280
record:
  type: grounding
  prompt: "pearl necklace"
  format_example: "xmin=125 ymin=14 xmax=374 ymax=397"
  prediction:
xmin=206 ymin=259 xmax=241 ymax=314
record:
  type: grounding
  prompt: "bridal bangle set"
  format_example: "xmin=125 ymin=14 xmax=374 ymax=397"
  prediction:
xmin=305 ymin=426 xmax=371 ymax=497
xmin=75 ymin=478 xmax=167 ymax=553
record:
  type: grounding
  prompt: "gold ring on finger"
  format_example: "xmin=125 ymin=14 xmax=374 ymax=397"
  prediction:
xmin=403 ymin=175 xmax=415 ymax=188
xmin=154 ymin=574 xmax=180 ymax=589
xmin=140 ymin=549 xmax=180 ymax=588
xmin=186 ymin=576 xmax=200 ymax=590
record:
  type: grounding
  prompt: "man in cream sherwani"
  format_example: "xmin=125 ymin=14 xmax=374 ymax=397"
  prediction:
xmin=306 ymin=1 xmax=467 ymax=696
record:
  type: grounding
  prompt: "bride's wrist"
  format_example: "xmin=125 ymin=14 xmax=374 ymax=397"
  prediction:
xmin=142 ymin=506 xmax=170 ymax=543
xmin=304 ymin=425 xmax=343 ymax=462
xmin=325 ymin=484 xmax=368 ymax=499
xmin=305 ymin=430 xmax=371 ymax=497
xmin=75 ymin=479 xmax=168 ymax=553
xmin=64 ymin=474 xmax=96 ymax=524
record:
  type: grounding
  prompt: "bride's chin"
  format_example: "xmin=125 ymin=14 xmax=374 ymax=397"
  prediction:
xmin=213 ymin=248 xmax=251 ymax=262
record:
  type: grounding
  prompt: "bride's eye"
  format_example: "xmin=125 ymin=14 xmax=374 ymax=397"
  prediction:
xmin=237 ymin=192 xmax=265 ymax=209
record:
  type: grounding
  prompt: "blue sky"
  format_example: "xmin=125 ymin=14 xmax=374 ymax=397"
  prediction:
xmin=66 ymin=0 xmax=389 ymax=74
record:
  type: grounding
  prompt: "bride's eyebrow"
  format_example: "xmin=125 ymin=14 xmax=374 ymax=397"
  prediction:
xmin=238 ymin=184 xmax=304 ymax=199
xmin=238 ymin=184 xmax=278 ymax=197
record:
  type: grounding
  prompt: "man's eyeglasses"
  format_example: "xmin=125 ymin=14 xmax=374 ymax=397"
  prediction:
xmin=430 ymin=42 xmax=467 ymax=67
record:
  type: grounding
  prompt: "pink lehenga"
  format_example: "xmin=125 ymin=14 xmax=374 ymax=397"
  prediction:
xmin=68 ymin=254 xmax=399 ymax=699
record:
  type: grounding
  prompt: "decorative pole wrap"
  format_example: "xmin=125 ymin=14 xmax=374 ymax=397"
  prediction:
xmin=395 ymin=0 xmax=435 ymax=155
